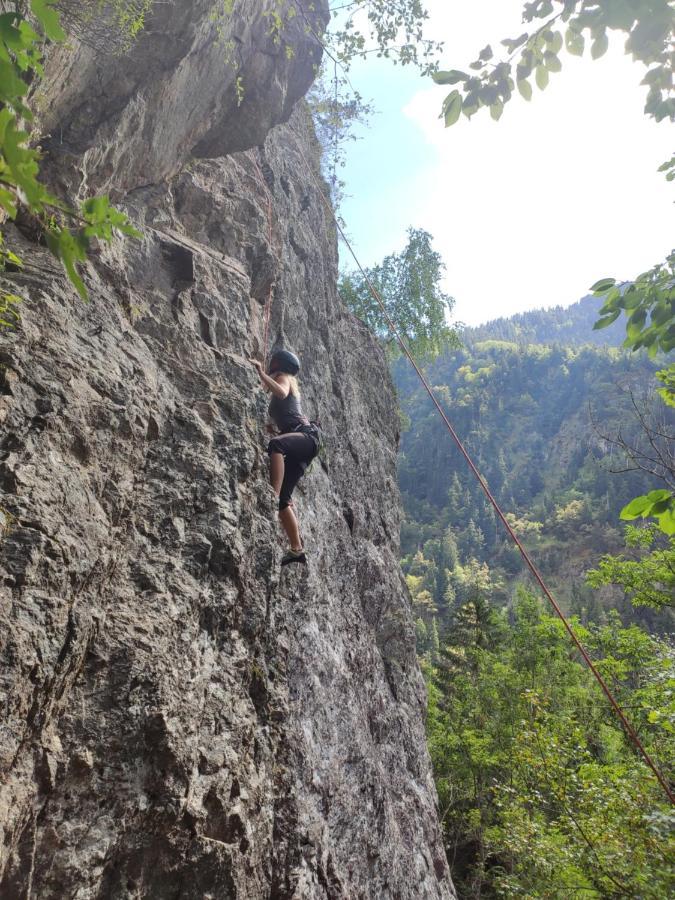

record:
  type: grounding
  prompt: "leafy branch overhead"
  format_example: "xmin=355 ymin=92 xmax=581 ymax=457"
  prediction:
xmin=327 ymin=0 xmax=444 ymax=75
xmin=0 ymin=0 xmax=140 ymax=316
xmin=432 ymin=0 xmax=675 ymax=537
xmin=591 ymin=258 xmax=675 ymax=534
xmin=591 ymin=252 xmax=675 ymax=359
xmin=432 ymin=0 xmax=675 ymax=125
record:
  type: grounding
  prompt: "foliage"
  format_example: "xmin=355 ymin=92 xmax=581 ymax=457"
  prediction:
xmin=302 ymin=2 xmax=443 ymax=205
xmin=621 ymin=488 xmax=675 ymax=535
xmin=432 ymin=0 xmax=674 ymax=126
xmin=426 ymin=591 xmax=674 ymax=899
xmin=587 ymin=525 xmax=675 ymax=609
xmin=656 ymin=364 xmax=675 ymax=407
xmin=430 ymin=0 xmax=675 ymax=537
xmin=307 ymin=63 xmax=374 ymax=206
xmin=408 ymin=8 xmax=675 ymax=892
xmin=0 ymin=229 xmax=22 ymax=325
xmin=339 ymin=227 xmax=459 ymax=358
xmin=591 ymin=254 xmax=675 ymax=358
xmin=591 ymin=257 xmax=675 ymax=534
xmin=211 ymin=3 xmax=441 ymax=205
xmin=397 ymin=332 xmax=673 ymax=631
xmin=326 ymin=0 xmax=442 ymax=74
xmin=0 ymin=0 xmax=140 ymax=325
xmin=55 ymin=0 xmax=153 ymax=51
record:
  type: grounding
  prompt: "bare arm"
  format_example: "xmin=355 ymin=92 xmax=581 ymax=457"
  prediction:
xmin=249 ymin=360 xmax=290 ymax=399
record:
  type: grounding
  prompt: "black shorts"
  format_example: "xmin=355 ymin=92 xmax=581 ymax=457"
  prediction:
xmin=267 ymin=431 xmax=318 ymax=510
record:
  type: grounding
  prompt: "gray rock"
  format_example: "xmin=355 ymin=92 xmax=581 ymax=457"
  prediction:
xmin=0 ymin=2 xmax=455 ymax=897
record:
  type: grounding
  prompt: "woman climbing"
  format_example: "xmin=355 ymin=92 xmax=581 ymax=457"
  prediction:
xmin=250 ymin=349 xmax=320 ymax=566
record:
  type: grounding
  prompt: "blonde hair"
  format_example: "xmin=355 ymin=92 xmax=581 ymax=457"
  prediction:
xmin=288 ymin=375 xmax=300 ymax=397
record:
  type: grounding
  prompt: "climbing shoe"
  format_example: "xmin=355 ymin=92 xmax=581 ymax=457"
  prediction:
xmin=281 ymin=548 xmax=307 ymax=567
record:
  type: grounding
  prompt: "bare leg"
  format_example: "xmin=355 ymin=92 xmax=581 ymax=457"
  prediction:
xmin=279 ymin=506 xmax=303 ymax=551
xmin=270 ymin=451 xmax=284 ymax=495
xmin=269 ymin=452 xmax=303 ymax=551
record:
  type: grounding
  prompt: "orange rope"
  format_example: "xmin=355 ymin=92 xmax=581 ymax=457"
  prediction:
xmin=288 ymin=126 xmax=674 ymax=806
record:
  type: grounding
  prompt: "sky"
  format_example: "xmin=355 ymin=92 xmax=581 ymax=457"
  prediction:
xmin=334 ymin=0 xmax=674 ymax=327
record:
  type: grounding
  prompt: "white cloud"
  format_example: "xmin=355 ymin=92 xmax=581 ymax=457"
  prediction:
xmin=399 ymin=16 xmax=674 ymax=326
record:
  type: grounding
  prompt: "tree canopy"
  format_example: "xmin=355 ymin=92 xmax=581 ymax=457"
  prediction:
xmin=339 ymin=227 xmax=459 ymax=358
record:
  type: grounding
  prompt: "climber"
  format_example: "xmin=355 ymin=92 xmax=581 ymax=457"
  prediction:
xmin=250 ymin=349 xmax=320 ymax=566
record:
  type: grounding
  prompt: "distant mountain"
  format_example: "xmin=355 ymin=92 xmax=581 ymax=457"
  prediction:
xmin=393 ymin=333 xmax=672 ymax=635
xmin=464 ymin=294 xmax=626 ymax=348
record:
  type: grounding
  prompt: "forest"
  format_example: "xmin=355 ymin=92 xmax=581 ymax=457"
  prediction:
xmin=333 ymin=5 xmax=675 ymax=887
xmin=395 ymin=302 xmax=673 ymax=632
xmin=393 ymin=298 xmax=675 ymax=897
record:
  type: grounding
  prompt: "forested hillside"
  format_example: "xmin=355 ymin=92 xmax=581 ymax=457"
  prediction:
xmin=336 ymin=0 xmax=675 ymax=891
xmin=393 ymin=302 xmax=674 ymax=897
xmin=465 ymin=294 xmax=626 ymax=347
xmin=394 ymin=325 xmax=673 ymax=634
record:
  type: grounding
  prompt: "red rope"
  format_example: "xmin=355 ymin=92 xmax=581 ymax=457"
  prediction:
xmin=250 ymin=151 xmax=275 ymax=370
xmin=289 ymin=129 xmax=674 ymax=806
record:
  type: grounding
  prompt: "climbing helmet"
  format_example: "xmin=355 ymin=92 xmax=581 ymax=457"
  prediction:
xmin=268 ymin=349 xmax=300 ymax=376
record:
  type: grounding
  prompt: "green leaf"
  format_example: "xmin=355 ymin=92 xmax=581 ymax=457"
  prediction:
xmin=535 ymin=66 xmax=549 ymax=90
xmin=651 ymin=302 xmax=672 ymax=326
xmin=0 ymin=107 xmax=12 ymax=141
xmin=0 ymin=59 xmax=28 ymax=103
xmin=620 ymin=495 xmax=653 ymax=519
xmin=57 ymin=228 xmax=88 ymax=300
xmin=119 ymin=222 xmax=142 ymax=239
xmin=18 ymin=19 xmax=40 ymax=46
xmin=30 ymin=0 xmax=66 ymax=42
xmin=590 ymin=277 xmax=616 ymax=293
xmin=626 ymin=311 xmax=647 ymax=340
xmin=5 ymin=250 xmax=23 ymax=267
xmin=544 ymin=52 xmax=562 ymax=73
xmin=0 ymin=16 xmax=25 ymax=52
xmin=622 ymin=290 xmax=642 ymax=310
xmin=565 ymin=28 xmax=585 ymax=56
xmin=591 ymin=32 xmax=608 ymax=60
xmin=490 ymin=100 xmax=504 ymax=121
xmin=646 ymin=489 xmax=671 ymax=503
xmin=443 ymin=90 xmax=462 ymax=127
xmin=593 ymin=310 xmax=621 ymax=330
xmin=433 ymin=70 xmax=468 ymax=85
xmin=546 ymin=31 xmax=563 ymax=54
xmin=0 ymin=187 xmax=17 ymax=218
xmin=517 ymin=79 xmax=532 ymax=101
xmin=657 ymin=507 xmax=675 ymax=535
xmin=461 ymin=94 xmax=479 ymax=119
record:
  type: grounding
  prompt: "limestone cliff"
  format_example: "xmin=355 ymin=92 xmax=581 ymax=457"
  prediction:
xmin=0 ymin=2 xmax=455 ymax=896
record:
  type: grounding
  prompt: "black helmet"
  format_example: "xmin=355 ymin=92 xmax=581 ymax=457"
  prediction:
xmin=268 ymin=349 xmax=300 ymax=376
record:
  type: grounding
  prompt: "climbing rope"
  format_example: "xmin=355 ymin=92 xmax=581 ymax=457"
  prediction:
xmin=249 ymin=150 xmax=276 ymax=369
xmin=286 ymin=125 xmax=674 ymax=806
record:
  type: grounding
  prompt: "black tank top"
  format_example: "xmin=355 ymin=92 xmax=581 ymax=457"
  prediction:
xmin=269 ymin=391 xmax=310 ymax=433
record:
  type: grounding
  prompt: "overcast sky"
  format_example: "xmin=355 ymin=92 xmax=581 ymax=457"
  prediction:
xmin=336 ymin=0 xmax=674 ymax=327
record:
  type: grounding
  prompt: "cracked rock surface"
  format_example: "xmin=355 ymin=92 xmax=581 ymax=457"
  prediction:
xmin=0 ymin=2 xmax=455 ymax=897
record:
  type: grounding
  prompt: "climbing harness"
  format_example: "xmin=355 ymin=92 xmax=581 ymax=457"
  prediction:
xmin=298 ymin=420 xmax=325 ymax=475
xmin=285 ymin=125 xmax=674 ymax=806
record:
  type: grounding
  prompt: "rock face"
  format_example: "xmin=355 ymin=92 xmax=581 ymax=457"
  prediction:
xmin=0 ymin=2 xmax=455 ymax=897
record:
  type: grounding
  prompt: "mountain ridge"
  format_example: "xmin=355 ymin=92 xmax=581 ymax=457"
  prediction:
xmin=463 ymin=293 xmax=626 ymax=348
